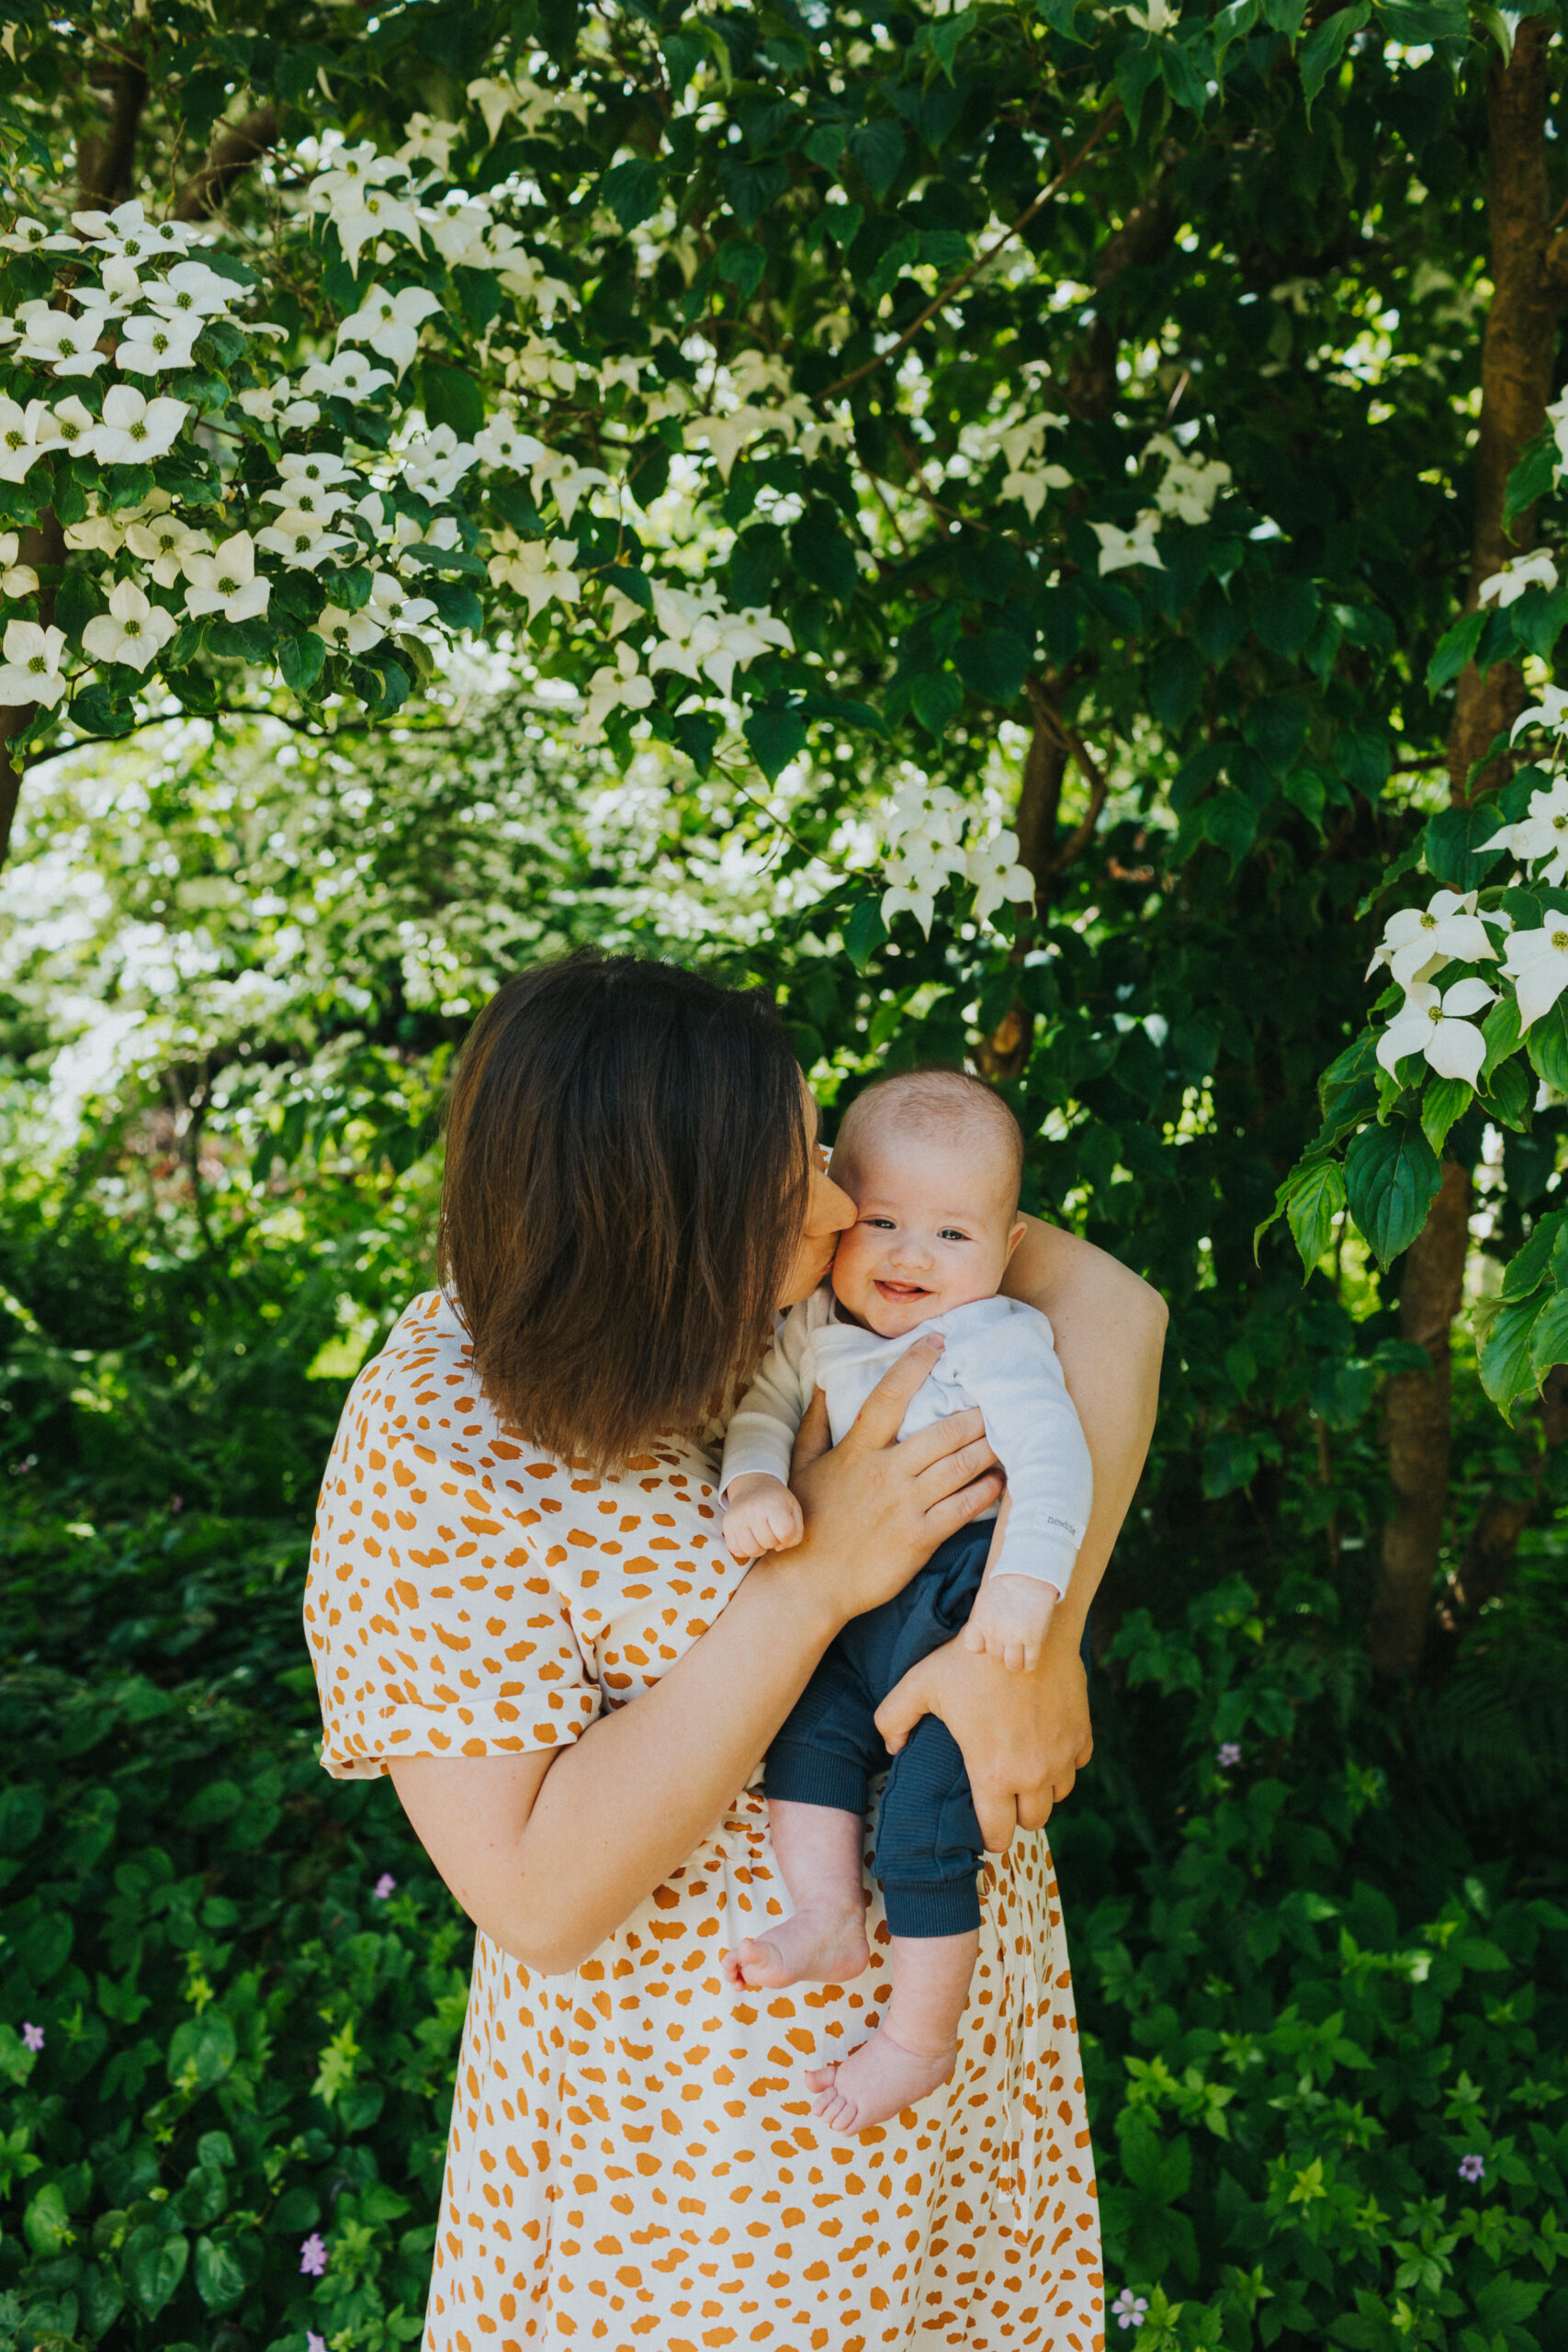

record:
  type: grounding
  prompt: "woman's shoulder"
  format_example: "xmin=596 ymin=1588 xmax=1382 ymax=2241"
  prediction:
xmin=339 ymin=1288 xmax=489 ymax=1442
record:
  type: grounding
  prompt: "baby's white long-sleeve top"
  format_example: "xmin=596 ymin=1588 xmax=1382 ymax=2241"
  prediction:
xmin=719 ymin=1289 xmax=1093 ymax=1593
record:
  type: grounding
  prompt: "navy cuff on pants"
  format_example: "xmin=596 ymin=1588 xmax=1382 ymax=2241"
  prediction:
xmin=882 ymin=1876 xmax=982 ymax=1939
xmin=764 ymin=1743 xmax=868 ymax=1816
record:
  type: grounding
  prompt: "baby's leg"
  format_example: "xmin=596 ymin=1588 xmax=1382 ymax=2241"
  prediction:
xmin=807 ymin=1929 xmax=976 ymax=2133
xmin=722 ymin=1801 xmax=870 ymax=1989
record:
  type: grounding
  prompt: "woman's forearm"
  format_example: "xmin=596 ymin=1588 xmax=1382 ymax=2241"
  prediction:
xmin=512 ymin=1562 xmax=840 ymax=1969
xmin=394 ymin=1561 xmax=840 ymax=1977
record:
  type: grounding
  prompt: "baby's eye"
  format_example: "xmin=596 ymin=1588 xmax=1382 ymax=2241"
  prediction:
xmin=939 ymin=1228 xmax=972 ymax=1243
xmin=864 ymin=1216 xmax=896 ymax=1229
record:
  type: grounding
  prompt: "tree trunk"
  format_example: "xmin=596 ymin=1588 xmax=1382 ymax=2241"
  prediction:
xmin=1371 ymin=1160 xmax=1472 ymax=1679
xmin=1371 ymin=19 xmax=1567 ymax=1679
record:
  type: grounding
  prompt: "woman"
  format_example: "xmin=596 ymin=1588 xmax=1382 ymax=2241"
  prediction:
xmin=305 ymin=952 xmax=1165 ymax=2352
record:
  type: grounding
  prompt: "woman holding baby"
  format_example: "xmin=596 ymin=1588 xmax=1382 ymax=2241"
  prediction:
xmin=305 ymin=952 xmax=1164 ymax=2352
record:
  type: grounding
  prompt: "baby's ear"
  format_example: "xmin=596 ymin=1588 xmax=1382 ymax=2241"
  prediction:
xmin=1004 ymin=1218 xmax=1027 ymax=1262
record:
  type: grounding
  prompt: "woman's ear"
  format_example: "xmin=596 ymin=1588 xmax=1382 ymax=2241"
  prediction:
xmin=1004 ymin=1218 xmax=1028 ymax=1263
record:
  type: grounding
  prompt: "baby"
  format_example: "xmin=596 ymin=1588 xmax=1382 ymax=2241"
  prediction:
xmin=717 ymin=1068 xmax=1093 ymax=2134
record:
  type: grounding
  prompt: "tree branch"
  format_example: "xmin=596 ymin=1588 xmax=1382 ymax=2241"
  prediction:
xmin=175 ymin=106 xmax=279 ymax=221
xmin=822 ymin=103 xmax=1122 ymax=401
xmin=78 ymin=55 xmax=149 ymax=209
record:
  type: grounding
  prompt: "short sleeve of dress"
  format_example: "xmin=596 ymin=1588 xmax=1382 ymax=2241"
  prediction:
xmin=304 ymin=1289 xmax=602 ymax=1779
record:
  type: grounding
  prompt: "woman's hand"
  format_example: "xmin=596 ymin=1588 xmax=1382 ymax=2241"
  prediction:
xmin=875 ymin=1623 xmax=1091 ymax=1849
xmin=783 ymin=1335 xmax=1003 ymax=1632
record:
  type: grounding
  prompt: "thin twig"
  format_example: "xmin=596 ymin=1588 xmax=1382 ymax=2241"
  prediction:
xmin=823 ymin=102 xmax=1122 ymax=401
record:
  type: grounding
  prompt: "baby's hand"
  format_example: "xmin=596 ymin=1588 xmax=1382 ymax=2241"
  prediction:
xmin=722 ymin=1473 xmax=805 ymax=1563
xmin=963 ymin=1574 xmax=1060 ymax=1674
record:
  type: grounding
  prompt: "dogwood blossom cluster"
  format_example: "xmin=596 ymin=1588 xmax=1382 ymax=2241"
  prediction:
xmin=878 ymin=778 xmax=1034 ymax=933
xmin=1091 ymin=433 xmax=1234 ymax=575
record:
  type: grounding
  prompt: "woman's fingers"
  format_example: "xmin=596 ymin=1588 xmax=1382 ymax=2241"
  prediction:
xmin=890 ymin=1402 xmax=987 ymax=1475
xmin=920 ymin=1467 xmax=1004 ymax=1546
xmin=790 ymin=1385 xmax=832 ymax=1476
xmin=841 ymin=1335 xmax=945 ymax=1450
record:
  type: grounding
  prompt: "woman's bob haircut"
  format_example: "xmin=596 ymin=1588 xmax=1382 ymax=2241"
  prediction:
xmin=439 ymin=950 xmax=811 ymax=1469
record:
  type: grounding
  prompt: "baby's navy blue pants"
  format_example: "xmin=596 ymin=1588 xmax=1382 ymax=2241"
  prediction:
xmin=767 ymin=1526 xmax=1095 ymax=1939
xmin=766 ymin=1524 xmax=996 ymax=1939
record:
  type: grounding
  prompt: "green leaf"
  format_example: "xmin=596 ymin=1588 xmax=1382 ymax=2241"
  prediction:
xmin=1478 ymin=1294 xmax=1544 ymax=1420
xmin=419 ymin=364 xmax=486 ymax=440
xmin=1503 ymin=430 xmax=1558 ymax=527
xmin=124 ymin=2225 xmax=190 ymax=2319
xmin=1501 ymin=1205 xmax=1566 ymax=1299
xmin=1344 ymin=1118 xmax=1441 ymax=1267
xmin=1427 ymin=608 xmax=1487 ymax=691
xmin=848 ymin=119 xmax=905 ymax=197
xmin=1420 ymin=1074 xmax=1472 ymax=1158
xmin=672 ymin=711 xmax=719 ymax=773
xmin=195 ymin=2233 xmax=249 ymax=2313
xmin=716 ymin=239 xmax=765 ymax=299
xmin=844 ymin=897 xmax=887 ymax=973
xmin=425 ymin=577 xmax=484 ymax=635
xmin=1481 ymin=993 xmax=1523 ymax=1080
xmin=1149 ymin=640 xmax=1204 ymax=730
xmin=791 ymin=513 xmax=858 ymax=601
xmin=278 ymin=632 xmax=327 ymax=697
xmin=24 ymin=2182 xmax=74 ymax=2257
xmin=954 ymin=629 xmax=1032 ymax=707
xmin=1113 ymin=40 xmax=1164 ymax=133
xmin=910 ymin=670 xmax=964 ymax=738
xmin=1286 ymin=1159 xmax=1346 ymax=1273
xmin=744 ymin=704 xmax=808 ymax=781
xmin=1529 ymin=1287 xmax=1568 ymax=1381
xmin=1526 ymin=994 xmax=1568 ymax=1091
xmin=1423 ymin=802 xmax=1506 ymax=888
xmin=1299 ymin=0 xmax=1370 ymax=115
xmin=55 ymin=566 xmax=98 ymax=638
xmin=600 ymin=158 xmax=663 ymax=232
xmin=167 ymin=2007 xmax=237 ymax=2092
xmin=1488 ymin=1053 xmax=1533 ymax=1130
xmin=0 ymin=1782 xmax=45 ymax=1851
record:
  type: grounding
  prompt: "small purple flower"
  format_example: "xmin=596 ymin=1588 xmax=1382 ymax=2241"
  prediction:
xmin=1459 ymin=2153 xmax=1486 ymax=2184
xmin=21 ymin=2022 xmax=43 ymax=2052
xmin=1216 ymin=1743 xmax=1242 ymax=1770
xmin=1112 ymin=2288 xmax=1149 ymax=2331
xmin=307 ymin=2336 xmax=328 ymax=2352
xmin=299 ymin=2233 xmax=329 ymax=2278
xmin=372 ymin=1872 xmax=397 ymax=1901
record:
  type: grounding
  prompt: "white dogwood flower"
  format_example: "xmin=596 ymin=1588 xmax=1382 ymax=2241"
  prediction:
xmin=474 ymin=412 xmax=545 ymax=471
xmin=1377 ymin=977 xmax=1496 ymax=1083
xmin=2 ymin=216 xmax=78 ymax=254
xmin=45 ymin=394 xmax=97 ymax=457
xmin=529 ymin=448 xmax=609 ymax=526
xmin=118 ymin=311 xmax=202 ymax=374
xmin=15 ymin=305 xmax=106 ymax=377
xmin=1511 ymin=683 xmax=1568 ymax=741
xmin=1091 ymin=513 xmax=1166 ymax=573
xmin=297 ymin=349 xmax=393 ymax=401
xmin=401 ymin=423 xmax=478 ymax=501
xmin=235 ymin=378 xmax=321 ymax=428
xmin=72 ymin=201 xmax=197 ymax=260
xmin=83 ymin=577 xmax=177 ymax=671
xmin=968 ymin=829 xmax=1035 ymax=922
xmin=0 ymin=619 xmax=68 ymax=706
xmin=1479 ymin=548 xmax=1559 ymax=607
xmin=313 ymin=603 xmax=386 ymax=657
xmin=333 ymin=182 xmax=424 ymax=266
xmin=398 ymin=114 xmax=463 ymax=173
xmin=368 ymin=571 xmax=439 ymax=636
xmin=337 ymin=282 xmax=443 ymax=377
xmin=147 ymin=262 xmax=240 ymax=321
xmin=256 ymin=512 xmax=353 ymax=570
xmin=487 ymin=533 xmax=580 ymax=617
xmin=1504 ymin=920 xmax=1568 ymax=1029
xmin=581 ymin=641 xmax=655 ymax=737
xmin=1496 ymin=775 xmax=1568 ymax=883
xmin=1366 ymin=888 xmax=1500 ymax=989
xmin=127 ymin=516 xmax=211 ymax=587
xmin=0 ymin=532 xmax=39 ymax=599
xmin=184 ymin=532 xmax=270 ymax=623
xmin=0 ymin=397 xmax=55 ymax=481
xmin=89 ymin=386 xmax=191 ymax=465
xmin=682 ymin=406 xmax=778 ymax=483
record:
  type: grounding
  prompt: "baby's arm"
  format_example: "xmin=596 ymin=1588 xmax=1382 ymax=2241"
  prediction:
xmin=719 ymin=1309 xmax=816 ymax=1562
xmin=953 ymin=1306 xmax=1094 ymax=1671
xmin=963 ymin=1498 xmax=1058 ymax=1671
xmin=723 ymin=1471 xmax=805 ymax=1561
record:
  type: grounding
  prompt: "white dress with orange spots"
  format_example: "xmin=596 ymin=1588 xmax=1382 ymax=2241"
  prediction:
xmin=306 ymin=1291 xmax=1104 ymax=2352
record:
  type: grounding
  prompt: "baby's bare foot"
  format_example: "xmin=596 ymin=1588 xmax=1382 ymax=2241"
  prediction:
xmin=721 ymin=1904 xmax=868 ymax=1991
xmin=804 ymin=2030 xmax=956 ymax=2134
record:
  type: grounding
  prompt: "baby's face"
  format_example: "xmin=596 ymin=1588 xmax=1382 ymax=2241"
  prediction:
xmin=829 ymin=1129 xmax=1025 ymax=1339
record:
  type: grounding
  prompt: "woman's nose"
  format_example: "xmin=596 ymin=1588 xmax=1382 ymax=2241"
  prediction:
xmin=807 ymin=1169 xmax=856 ymax=1236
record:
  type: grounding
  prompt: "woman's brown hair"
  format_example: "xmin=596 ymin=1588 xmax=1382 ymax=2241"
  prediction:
xmin=438 ymin=950 xmax=811 ymax=1468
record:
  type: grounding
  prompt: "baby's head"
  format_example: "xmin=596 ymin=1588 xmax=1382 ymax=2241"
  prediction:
xmin=828 ymin=1069 xmax=1025 ymax=1339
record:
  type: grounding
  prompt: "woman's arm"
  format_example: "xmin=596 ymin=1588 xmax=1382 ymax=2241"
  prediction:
xmin=876 ymin=1218 xmax=1167 ymax=1846
xmin=390 ymin=1338 xmax=1003 ymax=1975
